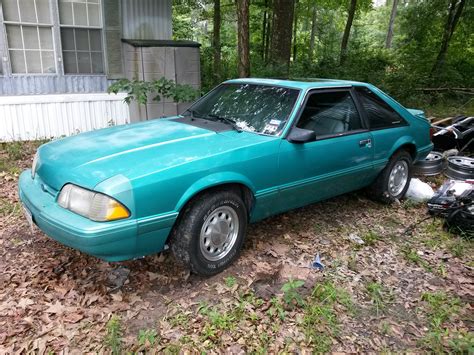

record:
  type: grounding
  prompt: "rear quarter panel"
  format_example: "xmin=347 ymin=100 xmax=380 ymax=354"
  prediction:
xmin=366 ymin=84 xmax=433 ymax=172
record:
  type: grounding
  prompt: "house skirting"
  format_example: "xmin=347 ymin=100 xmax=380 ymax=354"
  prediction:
xmin=0 ymin=93 xmax=130 ymax=142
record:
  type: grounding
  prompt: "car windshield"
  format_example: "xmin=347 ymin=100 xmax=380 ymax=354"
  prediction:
xmin=186 ymin=83 xmax=299 ymax=135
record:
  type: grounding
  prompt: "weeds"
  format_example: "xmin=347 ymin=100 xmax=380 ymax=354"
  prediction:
xmin=365 ymin=282 xmax=393 ymax=316
xmin=302 ymin=281 xmax=353 ymax=352
xmin=281 ymin=278 xmax=305 ymax=307
xmin=419 ymin=291 xmax=472 ymax=353
xmin=104 ymin=315 xmax=122 ymax=355
xmin=137 ymin=328 xmax=158 ymax=346
xmin=224 ymin=275 xmax=236 ymax=288
xmin=362 ymin=231 xmax=382 ymax=246
xmin=401 ymin=245 xmax=432 ymax=272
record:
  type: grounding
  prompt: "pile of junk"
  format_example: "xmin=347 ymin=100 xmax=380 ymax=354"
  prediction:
xmin=406 ymin=115 xmax=473 ymax=237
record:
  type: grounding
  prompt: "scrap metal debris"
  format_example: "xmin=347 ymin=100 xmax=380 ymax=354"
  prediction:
xmin=428 ymin=180 xmax=474 ymax=237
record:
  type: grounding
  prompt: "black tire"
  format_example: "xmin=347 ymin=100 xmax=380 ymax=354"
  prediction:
xmin=169 ymin=188 xmax=248 ymax=276
xmin=368 ymin=150 xmax=413 ymax=204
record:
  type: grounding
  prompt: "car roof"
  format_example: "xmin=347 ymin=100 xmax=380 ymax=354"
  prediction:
xmin=224 ymin=78 xmax=369 ymax=90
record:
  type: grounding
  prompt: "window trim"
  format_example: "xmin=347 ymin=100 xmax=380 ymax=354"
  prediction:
xmin=59 ymin=0 xmax=105 ymax=75
xmin=285 ymin=86 xmax=369 ymax=142
xmin=0 ymin=0 xmax=107 ymax=77
xmin=353 ymin=86 xmax=409 ymax=131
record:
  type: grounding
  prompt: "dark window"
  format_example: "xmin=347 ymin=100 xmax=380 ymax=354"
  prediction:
xmin=355 ymin=87 xmax=406 ymax=129
xmin=296 ymin=90 xmax=362 ymax=137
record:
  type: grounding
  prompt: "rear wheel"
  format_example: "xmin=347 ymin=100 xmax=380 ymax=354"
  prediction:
xmin=170 ymin=189 xmax=248 ymax=276
xmin=369 ymin=150 xmax=412 ymax=203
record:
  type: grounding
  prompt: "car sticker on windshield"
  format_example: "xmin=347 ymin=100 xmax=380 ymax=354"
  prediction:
xmin=263 ymin=123 xmax=279 ymax=134
xmin=270 ymin=119 xmax=281 ymax=125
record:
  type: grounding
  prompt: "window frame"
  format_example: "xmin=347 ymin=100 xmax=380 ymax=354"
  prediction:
xmin=0 ymin=0 xmax=107 ymax=77
xmin=353 ymin=86 xmax=409 ymax=131
xmin=286 ymin=86 xmax=369 ymax=142
xmin=58 ymin=0 xmax=106 ymax=76
xmin=1 ymin=0 xmax=57 ymax=76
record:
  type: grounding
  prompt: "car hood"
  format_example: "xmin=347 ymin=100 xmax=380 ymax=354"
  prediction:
xmin=36 ymin=118 xmax=256 ymax=191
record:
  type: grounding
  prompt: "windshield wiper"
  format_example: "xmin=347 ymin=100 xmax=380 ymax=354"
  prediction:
xmin=206 ymin=114 xmax=242 ymax=132
xmin=182 ymin=109 xmax=202 ymax=119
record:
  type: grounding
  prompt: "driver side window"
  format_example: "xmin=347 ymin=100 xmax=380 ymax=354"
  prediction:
xmin=296 ymin=90 xmax=362 ymax=137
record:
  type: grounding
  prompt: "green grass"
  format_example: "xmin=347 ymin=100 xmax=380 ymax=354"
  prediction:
xmin=224 ymin=275 xmax=236 ymax=288
xmin=137 ymin=328 xmax=159 ymax=346
xmin=0 ymin=198 xmax=21 ymax=217
xmin=281 ymin=278 xmax=305 ymax=307
xmin=361 ymin=231 xmax=382 ymax=246
xmin=419 ymin=292 xmax=472 ymax=353
xmin=301 ymin=281 xmax=353 ymax=352
xmin=401 ymin=245 xmax=432 ymax=272
xmin=104 ymin=315 xmax=122 ymax=355
xmin=365 ymin=282 xmax=393 ymax=316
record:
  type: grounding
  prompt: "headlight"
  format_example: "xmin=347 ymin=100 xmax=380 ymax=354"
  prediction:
xmin=31 ymin=152 xmax=39 ymax=179
xmin=58 ymin=184 xmax=130 ymax=221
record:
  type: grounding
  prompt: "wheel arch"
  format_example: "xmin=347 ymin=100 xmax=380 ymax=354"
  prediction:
xmin=174 ymin=173 xmax=256 ymax=216
xmin=389 ymin=137 xmax=417 ymax=162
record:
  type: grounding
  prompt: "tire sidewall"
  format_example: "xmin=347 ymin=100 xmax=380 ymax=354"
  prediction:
xmin=384 ymin=152 xmax=412 ymax=201
xmin=188 ymin=193 xmax=247 ymax=275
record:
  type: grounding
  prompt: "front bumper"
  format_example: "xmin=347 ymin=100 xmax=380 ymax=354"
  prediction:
xmin=18 ymin=171 xmax=174 ymax=261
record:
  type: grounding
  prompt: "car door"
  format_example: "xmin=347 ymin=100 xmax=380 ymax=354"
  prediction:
xmin=277 ymin=88 xmax=374 ymax=212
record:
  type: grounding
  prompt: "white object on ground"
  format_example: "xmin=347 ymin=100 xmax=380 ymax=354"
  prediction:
xmin=405 ymin=178 xmax=435 ymax=202
xmin=348 ymin=233 xmax=365 ymax=245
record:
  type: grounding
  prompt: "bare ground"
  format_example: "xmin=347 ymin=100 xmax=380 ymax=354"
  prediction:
xmin=0 ymin=142 xmax=472 ymax=353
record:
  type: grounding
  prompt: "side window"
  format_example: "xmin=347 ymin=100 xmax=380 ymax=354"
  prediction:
xmin=296 ymin=90 xmax=362 ymax=137
xmin=355 ymin=87 xmax=407 ymax=129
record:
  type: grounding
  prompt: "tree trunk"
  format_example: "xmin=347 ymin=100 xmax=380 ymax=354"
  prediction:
xmin=213 ymin=0 xmax=221 ymax=84
xmin=261 ymin=0 xmax=268 ymax=60
xmin=269 ymin=0 xmax=295 ymax=74
xmin=264 ymin=6 xmax=272 ymax=63
xmin=431 ymin=0 xmax=466 ymax=75
xmin=385 ymin=0 xmax=398 ymax=49
xmin=309 ymin=4 xmax=317 ymax=60
xmin=292 ymin=0 xmax=299 ymax=62
xmin=236 ymin=0 xmax=250 ymax=77
xmin=340 ymin=0 xmax=357 ymax=65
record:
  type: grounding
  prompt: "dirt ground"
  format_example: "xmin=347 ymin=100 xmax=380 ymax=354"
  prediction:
xmin=0 ymin=142 xmax=473 ymax=353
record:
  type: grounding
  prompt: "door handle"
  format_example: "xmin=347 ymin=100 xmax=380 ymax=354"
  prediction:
xmin=359 ymin=139 xmax=372 ymax=148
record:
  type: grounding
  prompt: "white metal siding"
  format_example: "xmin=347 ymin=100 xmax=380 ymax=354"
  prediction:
xmin=0 ymin=93 xmax=130 ymax=142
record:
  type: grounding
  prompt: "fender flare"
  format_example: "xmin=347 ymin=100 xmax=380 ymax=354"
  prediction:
xmin=174 ymin=172 xmax=256 ymax=212
xmin=388 ymin=135 xmax=417 ymax=160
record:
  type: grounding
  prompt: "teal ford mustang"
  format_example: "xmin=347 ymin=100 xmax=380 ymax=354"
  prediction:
xmin=19 ymin=78 xmax=433 ymax=275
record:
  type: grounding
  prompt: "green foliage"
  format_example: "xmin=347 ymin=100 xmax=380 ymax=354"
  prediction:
xmin=419 ymin=291 xmax=471 ymax=352
xmin=174 ymin=0 xmax=473 ymax=116
xmin=108 ymin=78 xmax=200 ymax=105
xmin=104 ymin=315 xmax=122 ymax=355
xmin=224 ymin=275 xmax=236 ymax=288
xmin=281 ymin=278 xmax=305 ymax=307
xmin=365 ymin=281 xmax=393 ymax=315
xmin=302 ymin=281 xmax=354 ymax=352
xmin=137 ymin=328 xmax=158 ymax=346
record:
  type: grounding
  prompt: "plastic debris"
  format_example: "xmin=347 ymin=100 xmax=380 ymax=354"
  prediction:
xmin=405 ymin=178 xmax=435 ymax=202
xmin=311 ymin=253 xmax=325 ymax=270
xmin=348 ymin=233 xmax=365 ymax=245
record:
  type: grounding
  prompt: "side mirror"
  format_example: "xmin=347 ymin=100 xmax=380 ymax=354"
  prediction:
xmin=288 ymin=127 xmax=316 ymax=144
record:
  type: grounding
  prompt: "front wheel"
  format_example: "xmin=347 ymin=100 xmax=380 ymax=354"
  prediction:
xmin=170 ymin=189 xmax=248 ymax=276
xmin=369 ymin=150 xmax=412 ymax=203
